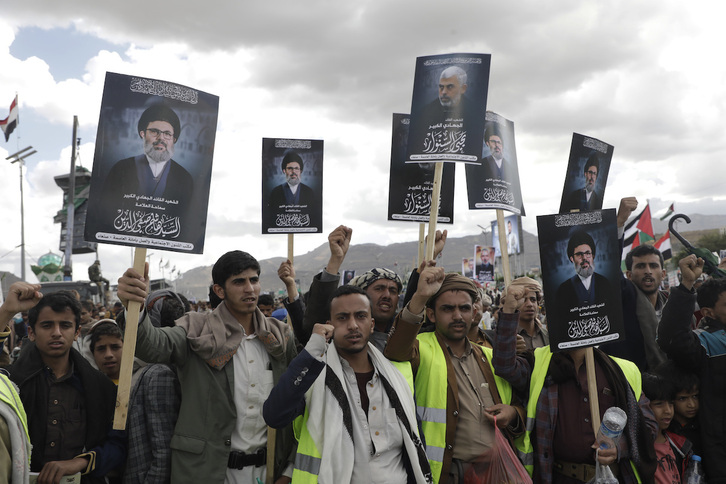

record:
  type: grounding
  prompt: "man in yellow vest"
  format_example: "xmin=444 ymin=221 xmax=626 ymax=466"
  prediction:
xmin=492 ymin=280 xmax=658 ymax=484
xmin=263 ymin=284 xmax=432 ymax=483
xmin=385 ymin=266 xmax=525 ymax=483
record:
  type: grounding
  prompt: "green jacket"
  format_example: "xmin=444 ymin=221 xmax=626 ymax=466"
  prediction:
xmin=135 ymin=303 xmax=297 ymax=483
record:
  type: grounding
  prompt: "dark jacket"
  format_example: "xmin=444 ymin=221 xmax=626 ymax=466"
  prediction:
xmin=8 ymin=343 xmax=123 ymax=483
xmin=657 ymin=284 xmax=726 ymax=483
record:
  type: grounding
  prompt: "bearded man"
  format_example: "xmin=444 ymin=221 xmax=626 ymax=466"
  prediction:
xmin=103 ymin=104 xmax=193 ymax=205
xmin=555 ymin=230 xmax=611 ymax=312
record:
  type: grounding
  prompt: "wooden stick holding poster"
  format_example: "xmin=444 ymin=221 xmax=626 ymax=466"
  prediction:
xmin=496 ymin=210 xmax=512 ymax=285
xmin=425 ymin=163 xmax=443 ymax=260
xmin=585 ymin=348 xmax=600 ymax=435
xmin=418 ymin=223 xmax=425 ymax=266
xmin=113 ymin=247 xmax=146 ymax=429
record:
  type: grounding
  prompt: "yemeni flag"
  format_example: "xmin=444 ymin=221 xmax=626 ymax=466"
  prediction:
xmin=654 ymin=231 xmax=672 ymax=260
xmin=659 ymin=203 xmax=675 ymax=221
xmin=0 ymin=95 xmax=18 ymax=142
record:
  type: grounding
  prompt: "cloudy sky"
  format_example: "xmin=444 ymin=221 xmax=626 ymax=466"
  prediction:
xmin=1 ymin=1 xmax=725 ymax=285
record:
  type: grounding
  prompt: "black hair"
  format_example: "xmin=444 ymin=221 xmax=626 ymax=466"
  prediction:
xmin=281 ymin=151 xmax=304 ymax=171
xmin=258 ymin=294 xmax=274 ymax=307
xmin=137 ymin=104 xmax=181 ymax=142
xmin=566 ymin=230 xmax=596 ymax=259
xmin=584 ymin=153 xmax=600 ymax=174
xmin=212 ymin=250 xmax=260 ymax=286
xmin=81 ymin=300 xmax=95 ymax=312
xmin=697 ymin=277 xmax=726 ymax=310
xmin=642 ymin=372 xmax=675 ymax=402
xmin=326 ymin=285 xmax=371 ymax=319
xmin=208 ymin=284 xmax=222 ymax=309
xmin=624 ymin=244 xmax=664 ymax=271
xmin=28 ymin=292 xmax=81 ymax=329
xmin=90 ymin=321 xmax=124 ymax=353
xmin=654 ymin=360 xmax=699 ymax=394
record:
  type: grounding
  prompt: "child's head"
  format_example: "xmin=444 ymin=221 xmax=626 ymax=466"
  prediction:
xmin=90 ymin=319 xmax=124 ymax=381
xmin=643 ymin=372 xmax=675 ymax=432
xmin=656 ymin=361 xmax=700 ymax=425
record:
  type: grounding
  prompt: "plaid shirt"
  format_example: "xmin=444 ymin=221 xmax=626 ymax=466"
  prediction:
xmin=493 ymin=312 xmax=649 ymax=484
xmin=124 ymin=364 xmax=181 ymax=484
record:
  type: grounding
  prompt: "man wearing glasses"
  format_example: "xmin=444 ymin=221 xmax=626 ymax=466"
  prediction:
xmin=103 ymin=103 xmax=193 ymax=208
xmin=268 ymin=151 xmax=316 ymax=209
xmin=555 ymin=230 xmax=611 ymax=315
xmin=561 ymin=153 xmax=603 ymax=212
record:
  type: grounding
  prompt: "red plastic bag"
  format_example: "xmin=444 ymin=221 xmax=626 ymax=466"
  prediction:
xmin=464 ymin=417 xmax=532 ymax=484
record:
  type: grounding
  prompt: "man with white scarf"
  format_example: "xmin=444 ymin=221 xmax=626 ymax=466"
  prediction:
xmin=263 ymin=284 xmax=432 ymax=484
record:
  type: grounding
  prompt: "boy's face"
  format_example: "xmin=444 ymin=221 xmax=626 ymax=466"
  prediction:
xmin=673 ymin=387 xmax=699 ymax=424
xmin=649 ymin=399 xmax=674 ymax=431
xmin=93 ymin=335 xmax=123 ymax=380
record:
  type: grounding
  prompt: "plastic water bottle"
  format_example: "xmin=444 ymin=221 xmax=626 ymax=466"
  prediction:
xmin=596 ymin=407 xmax=627 ymax=449
xmin=683 ymin=455 xmax=707 ymax=484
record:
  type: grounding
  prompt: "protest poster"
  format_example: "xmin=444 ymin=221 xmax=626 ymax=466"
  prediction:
xmin=559 ymin=133 xmax=614 ymax=213
xmin=406 ymin=53 xmax=490 ymax=164
xmin=536 ymin=209 xmax=624 ymax=350
xmin=85 ymin=72 xmax=219 ymax=254
xmin=465 ymin=111 xmax=525 ymax=215
xmin=262 ymin=138 xmax=323 ymax=234
xmin=388 ymin=114 xmax=455 ymax=223
xmin=475 ymin=245 xmax=495 ymax=282
xmin=490 ymin=214 xmax=523 ymax=257
xmin=343 ymin=270 xmax=356 ymax=285
xmin=462 ymin=258 xmax=474 ymax=278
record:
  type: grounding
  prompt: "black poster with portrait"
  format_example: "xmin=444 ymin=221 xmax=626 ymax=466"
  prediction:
xmin=406 ymin=53 xmax=490 ymax=164
xmin=85 ymin=72 xmax=218 ymax=254
xmin=559 ymin=133 xmax=614 ymax=214
xmin=387 ymin=114 xmax=455 ymax=223
xmin=536 ymin=209 xmax=624 ymax=350
xmin=262 ymin=138 xmax=324 ymax=234
xmin=465 ymin=112 xmax=525 ymax=215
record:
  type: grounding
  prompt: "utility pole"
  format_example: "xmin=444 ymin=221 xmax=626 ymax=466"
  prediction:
xmin=6 ymin=146 xmax=37 ymax=281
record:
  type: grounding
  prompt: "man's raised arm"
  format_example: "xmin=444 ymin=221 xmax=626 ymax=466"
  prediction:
xmin=384 ymin=263 xmax=444 ymax=363
xmin=0 ymin=282 xmax=42 ymax=329
xmin=302 ymin=225 xmax=352 ymax=334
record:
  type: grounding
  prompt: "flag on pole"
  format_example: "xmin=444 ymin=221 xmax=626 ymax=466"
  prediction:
xmin=659 ymin=203 xmax=675 ymax=221
xmin=623 ymin=203 xmax=652 ymax=242
xmin=0 ymin=95 xmax=18 ymax=142
xmin=654 ymin=231 xmax=672 ymax=261
xmin=622 ymin=204 xmax=653 ymax=269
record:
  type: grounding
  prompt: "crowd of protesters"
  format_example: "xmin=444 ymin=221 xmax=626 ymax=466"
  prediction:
xmin=0 ymin=197 xmax=723 ymax=483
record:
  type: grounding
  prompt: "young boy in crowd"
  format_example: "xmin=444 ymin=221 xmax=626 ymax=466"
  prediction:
xmin=657 ymin=361 xmax=702 ymax=455
xmin=643 ymin=372 xmax=693 ymax=483
xmin=89 ymin=319 xmax=124 ymax=384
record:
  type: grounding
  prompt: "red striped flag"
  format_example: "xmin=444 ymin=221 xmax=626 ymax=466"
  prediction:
xmin=0 ymin=95 xmax=18 ymax=142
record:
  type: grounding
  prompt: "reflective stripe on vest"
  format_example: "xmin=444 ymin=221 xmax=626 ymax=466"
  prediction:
xmin=291 ymin=359 xmax=415 ymax=483
xmin=515 ymin=347 xmax=643 ymax=480
xmin=415 ymin=332 xmax=513 ymax=483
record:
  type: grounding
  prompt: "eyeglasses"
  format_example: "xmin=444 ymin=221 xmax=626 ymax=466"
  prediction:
xmin=146 ymin=128 xmax=174 ymax=140
xmin=574 ymin=251 xmax=593 ymax=259
xmin=285 ymin=166 xmax=302 ymax=172
xmin=585 ymin=170 xmax=598 ymax=176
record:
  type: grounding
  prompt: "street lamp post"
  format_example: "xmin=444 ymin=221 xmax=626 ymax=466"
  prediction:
xmin=6 ymin=146 xmax=37 ymax=281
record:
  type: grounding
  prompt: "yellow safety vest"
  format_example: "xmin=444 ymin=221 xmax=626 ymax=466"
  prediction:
xmin=516 ymin=346 xmax=642 ymax=481
xmin=0 ymin=373 xmax=30 ymax=461
xmin=415 ymin=332 xmax=512 ymax=484
xmin=291 ymin=360 xmax=414 ymax=483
